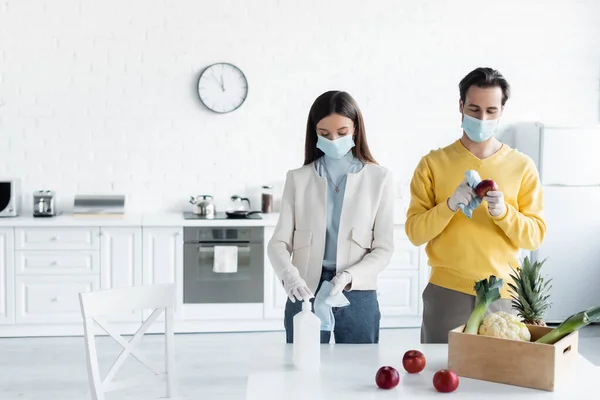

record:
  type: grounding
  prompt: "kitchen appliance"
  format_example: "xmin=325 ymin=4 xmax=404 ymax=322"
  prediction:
xmin=501 ymin=123 xmax=600 ymax=323
xmin=226 ymin=195 xmax=262 ymax=219
xmin=33 ymin=190 xmax=56 ymax=217
xmin=183 ymin=211 xmax=261 ymax=220
xmin=189 ymin=195 xmax=215 ymax=218
xmin=0 ymin=179 xmax=21 ymax=217
xmin=183 ymin=226 xmax=264 ymax=304
xmin=74 ymin=194 xmax=126 ymax=216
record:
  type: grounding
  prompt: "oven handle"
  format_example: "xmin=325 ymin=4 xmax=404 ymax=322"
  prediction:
xmin=196 ymin=244 xmax=251 ymax=253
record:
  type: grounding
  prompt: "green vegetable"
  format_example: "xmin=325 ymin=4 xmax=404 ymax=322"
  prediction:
xmin=464 ymin=275 xmax=504 ymax=334
xmin=535 ymin=306 xmax=600 ymax=345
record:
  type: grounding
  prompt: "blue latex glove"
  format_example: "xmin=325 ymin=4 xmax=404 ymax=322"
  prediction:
xmin=313 ymin=280 xmax=350 ymax=331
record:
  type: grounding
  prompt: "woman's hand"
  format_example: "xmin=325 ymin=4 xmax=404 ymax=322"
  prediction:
xmin=330 ymin=271 xmax=352 ymax=295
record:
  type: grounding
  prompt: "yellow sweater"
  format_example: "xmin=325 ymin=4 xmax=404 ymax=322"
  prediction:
xmin=405 ymin=140 xmax=546 ymax=299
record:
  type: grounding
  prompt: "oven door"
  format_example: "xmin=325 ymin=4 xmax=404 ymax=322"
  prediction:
xmin=183 ymin=242 xmax=264 ymax=304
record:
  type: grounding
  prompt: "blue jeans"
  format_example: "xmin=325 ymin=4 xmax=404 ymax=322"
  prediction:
xmin=284 ymin=269 xmax=381 ymax=344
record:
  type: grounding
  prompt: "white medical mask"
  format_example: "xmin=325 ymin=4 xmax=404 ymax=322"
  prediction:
xmin=461 ymin=113 xmax=499 ymax=143
xmin=316 ymin=135 xmax=355 ymax=159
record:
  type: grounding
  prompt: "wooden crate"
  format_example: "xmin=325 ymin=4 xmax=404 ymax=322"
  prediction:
xmin=448 ymin=324 xmax=579 ymax=391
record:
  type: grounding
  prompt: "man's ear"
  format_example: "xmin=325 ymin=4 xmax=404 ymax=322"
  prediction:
xmin=459 ymin=99 xmax=464 ymax=114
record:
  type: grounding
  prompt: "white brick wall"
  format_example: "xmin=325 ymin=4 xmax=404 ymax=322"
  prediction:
xmin=0 ymin=0 xmax=599 ymax=213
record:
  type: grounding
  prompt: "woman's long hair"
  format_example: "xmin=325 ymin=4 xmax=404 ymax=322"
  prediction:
xmin=303 ymin=91 xmax=377 ymax=165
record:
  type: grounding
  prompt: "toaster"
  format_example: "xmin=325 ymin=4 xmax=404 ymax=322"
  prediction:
xmin=33 ymin=190 xmax=57 ymax=217
xmin=0 ymin=179 xmax=21 ymax=217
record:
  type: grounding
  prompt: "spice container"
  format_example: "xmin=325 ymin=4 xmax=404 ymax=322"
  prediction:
xmin=261 ymin=185 xmax=274 ymax=213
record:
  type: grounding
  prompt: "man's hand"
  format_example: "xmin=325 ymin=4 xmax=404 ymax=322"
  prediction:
xmin=447 ymin=179 xmax=477 ymax=212
xmin=484 ymin=191 xmax=506 ymax=217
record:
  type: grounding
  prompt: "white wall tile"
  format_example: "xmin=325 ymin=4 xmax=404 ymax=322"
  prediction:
xmin=0 ymin=0 xmax=599 ymax=212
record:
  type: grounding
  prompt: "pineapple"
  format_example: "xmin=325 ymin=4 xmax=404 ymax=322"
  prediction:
xmin=508 ymin=256 xmax=552 ymax=326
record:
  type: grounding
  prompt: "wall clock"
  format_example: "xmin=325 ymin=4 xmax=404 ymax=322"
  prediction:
xmin=197 ymin=62 xmax=248 ymax=114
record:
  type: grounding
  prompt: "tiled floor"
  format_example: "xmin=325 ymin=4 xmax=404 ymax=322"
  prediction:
xmin=0 ymin=326 xmax=598 ymax=399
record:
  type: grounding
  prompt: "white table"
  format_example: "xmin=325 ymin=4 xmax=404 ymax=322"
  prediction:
xmin=245 ymin=343 xmax=598 ymax=399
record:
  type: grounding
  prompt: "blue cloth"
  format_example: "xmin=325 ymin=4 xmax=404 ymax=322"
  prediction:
xmin=313 ymin=280 xmax=350 ymax=331
xmin=314 ymin=152 xmax=364 ymax=269
xmin=284 ymin=269 xmax=380 ymax=344
xmin=458 ymin=169 xmax=483 ymax=218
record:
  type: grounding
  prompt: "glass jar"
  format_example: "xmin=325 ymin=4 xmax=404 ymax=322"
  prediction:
xmin=261 ymin=185 xmax=274 ymax=213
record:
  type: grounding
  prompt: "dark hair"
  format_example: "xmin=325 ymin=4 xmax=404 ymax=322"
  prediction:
xmin=303 ymin=91 xmax=377 ymax=166
xmin=459 ymin=67 xmax=511 ymax=106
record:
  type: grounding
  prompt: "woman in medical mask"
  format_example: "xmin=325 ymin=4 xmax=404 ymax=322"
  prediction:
xmin=267 ymin=90 xmax=395 ymax=344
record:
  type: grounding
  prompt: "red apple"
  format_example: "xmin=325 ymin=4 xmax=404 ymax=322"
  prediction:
xmin=375 ymin=366 xmax=400 ymax=390
xmin=475 ymin=179 xmax=498 ymax=198
xmin=433 ymin=369 xmax=459 ymax=393
xmin=402 ymin=350 xmax=426 ymax=373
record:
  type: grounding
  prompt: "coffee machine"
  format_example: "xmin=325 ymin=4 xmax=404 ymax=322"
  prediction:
xmin=33 ymin=190 xmax=57 ymax=217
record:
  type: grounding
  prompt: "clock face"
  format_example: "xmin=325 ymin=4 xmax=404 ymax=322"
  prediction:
xmin=197 ymin=63 xmax=248 ymax=113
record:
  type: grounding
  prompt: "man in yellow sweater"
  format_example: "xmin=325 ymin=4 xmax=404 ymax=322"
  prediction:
xmin=405 ymin=67 xmax=546 ymax=344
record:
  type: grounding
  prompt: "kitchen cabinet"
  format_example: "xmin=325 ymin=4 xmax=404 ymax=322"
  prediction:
xmin=388 ymin=226 xmax=420 ymax=270
xmin=0 ymin=228 xmax=14 ymax=324
xmin=100 ymin=227 xmax=142 ymax=289
xmin=100 ymin=227 xmax=143 ymax=322
xmin=142 ymin=227 xmax=183 ymax=320
xmin=15 ymin=227 xmax=99 ymax=251
xmin=0 ymin=215 xmax=428 ymax=336
xmin=263 ymin=226 xmax=288 ymax=320
xmin=15 ymin=251 xmax=99 ymax=275
xmin=377 ymin=270 xmax=419 ymax=316
xmin=15 ymin=275 xmax=99 ymax=324
xmin=12 ymin=226 xmax=100 ymax=325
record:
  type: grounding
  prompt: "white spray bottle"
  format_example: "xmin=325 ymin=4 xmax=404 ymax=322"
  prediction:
xmin=292 ymin=300 xmax=321 ymax=371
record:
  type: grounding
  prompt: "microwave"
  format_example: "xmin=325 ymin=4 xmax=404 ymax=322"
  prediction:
xmin=0 ymin=179 xmax=21 ymax=217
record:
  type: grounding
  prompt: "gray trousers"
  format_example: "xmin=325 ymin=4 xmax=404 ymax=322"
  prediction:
xmin=420 ymin=283 xmax=513 ymax=344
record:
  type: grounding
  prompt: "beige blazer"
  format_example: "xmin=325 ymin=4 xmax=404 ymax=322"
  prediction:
xmin=267 ymin=162 xmax=395 ymax=293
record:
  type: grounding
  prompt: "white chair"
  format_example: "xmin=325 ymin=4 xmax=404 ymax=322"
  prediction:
xmin=78 ymin=283 xmax=177 ymax=400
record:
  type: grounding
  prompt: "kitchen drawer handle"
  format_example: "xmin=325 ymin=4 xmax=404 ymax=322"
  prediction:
xmin=51 ymin=236 xmax=60 ymax=241
xmin=51 ymin=297 xmax=60 ymax=302
xmin=52 ymin=261 xmax=60 ymax=266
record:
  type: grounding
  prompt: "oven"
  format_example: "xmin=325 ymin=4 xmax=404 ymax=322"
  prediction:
xmin=183 ymin=226 xmax=264 ymax=304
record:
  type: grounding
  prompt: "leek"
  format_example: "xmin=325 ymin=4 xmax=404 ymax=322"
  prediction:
xmin=464 ymin=275 xmax=504 ymax=334
xmin=535 ymin=306 xmax=600 ymax=345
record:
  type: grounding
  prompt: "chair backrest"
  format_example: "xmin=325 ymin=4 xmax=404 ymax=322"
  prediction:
xmin=80 ymin=283 xmax=176 ymax=318
xmin=79 ymin=283 xmax=177 ymax=400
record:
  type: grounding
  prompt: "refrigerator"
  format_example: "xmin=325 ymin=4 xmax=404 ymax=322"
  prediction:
xmin=500 ymin=123 xmax=600 ymax=323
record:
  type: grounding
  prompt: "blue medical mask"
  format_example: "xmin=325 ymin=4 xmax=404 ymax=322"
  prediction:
xmin=461 ymin=113 xmax=499 ymax=143
xmin=313 ymin=280 xmax=350 ymax=331
xmin=316 ymin=134 xmax=355 ymax=159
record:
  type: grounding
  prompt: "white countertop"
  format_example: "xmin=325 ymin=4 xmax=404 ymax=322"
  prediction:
xmin=0 ymin=212 xmax=407 ymax=227
xmin=143 ymin=212 xmax=282 ymax=227
xmin=0 ymin=213 xmax=145 ymax=227
xmin=246 ymin=343 xmax=598 ymax=399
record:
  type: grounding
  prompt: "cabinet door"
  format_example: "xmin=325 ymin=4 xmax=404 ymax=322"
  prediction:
xmin=388 ymin=226 xmax=419 ymax=270
xmin=0 ymin=228 xmax=14 ymax=324
xmin=142 ymin=227 xmax=183 ymax=320
xmin=15 ymin=275 xmax=99 ymax=324
xmin=263 ymin=226 xmax=287 ymax=319
xmin=100 ymin=227 xmax=143 ymax=322
xmin=377 ymin=270 xmax=419 ymax=317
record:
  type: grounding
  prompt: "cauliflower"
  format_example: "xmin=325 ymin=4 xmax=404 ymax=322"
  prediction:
xmin=478 ymin=311 xmax=531 ymax=342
